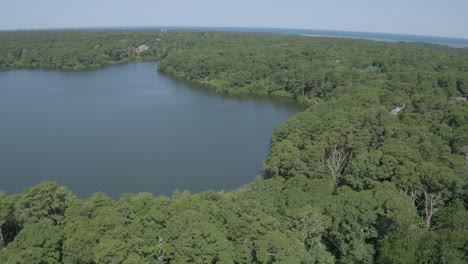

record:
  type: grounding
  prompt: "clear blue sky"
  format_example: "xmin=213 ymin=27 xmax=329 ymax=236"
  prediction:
xmin=1 ymin=0 xmax=467 ymax=39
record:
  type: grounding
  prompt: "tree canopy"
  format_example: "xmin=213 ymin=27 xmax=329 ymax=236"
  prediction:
xmin=0 ymin=30 xmax=467 ymax=263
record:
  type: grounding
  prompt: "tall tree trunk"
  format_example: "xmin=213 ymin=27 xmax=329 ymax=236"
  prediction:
xmin=0 ymin=227 xmax=6 ymax=252
xmin=325 ymin=145 xmax=349 ymax=188
xmin=460 ymin=145 xmax=468 ymax=164
xmin=158 ymin=237 xmax=166 ymax=264
xmin=423 ymin=190 xmax=444 ymax=229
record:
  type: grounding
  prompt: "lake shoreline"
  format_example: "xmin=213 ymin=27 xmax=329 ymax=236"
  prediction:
xmin=0 ymin=62 xmax=302 ymax=199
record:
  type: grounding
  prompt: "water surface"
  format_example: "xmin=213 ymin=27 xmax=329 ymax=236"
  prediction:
xmin=0 ymin=62 xmax=303 ymax=198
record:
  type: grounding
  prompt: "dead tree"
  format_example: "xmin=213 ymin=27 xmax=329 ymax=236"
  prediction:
xmin=460 ymin=145 xmax=468 ymax=165
xmin=324 ymin=145 xmax=349 ymax=188
xmin=390 ymin=104 xmax=406 ymax=115
xmin=158 ymin=236 xmax=166 ymax=264
xmin=0 ymin=227 xmax=5 ymax=251
xmin=421 ymin=190 xmax=445 ymax=229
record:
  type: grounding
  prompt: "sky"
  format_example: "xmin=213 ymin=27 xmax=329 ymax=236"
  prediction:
xmin=1 ymin=0 xmax=467 ymax=39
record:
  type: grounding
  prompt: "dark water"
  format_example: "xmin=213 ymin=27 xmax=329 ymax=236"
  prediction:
xmin=0 ymin=62 xmax=303 ymax=199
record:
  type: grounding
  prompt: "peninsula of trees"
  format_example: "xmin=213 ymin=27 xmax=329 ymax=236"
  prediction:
xmin=0 ymin=30 xmax=467 ymax=263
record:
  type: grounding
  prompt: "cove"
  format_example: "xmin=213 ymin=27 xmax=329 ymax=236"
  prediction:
xmin=0 ymin=62 xmax=303 ymax=199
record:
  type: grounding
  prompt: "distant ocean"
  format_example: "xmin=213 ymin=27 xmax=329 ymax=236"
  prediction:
xmin=120 ymin=26 xmax=468 ymax=48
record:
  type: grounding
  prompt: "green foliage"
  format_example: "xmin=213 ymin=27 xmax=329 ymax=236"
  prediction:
xmin=0 ymin=30 xmax=467 ymax=263
xmin=0 ymin=30 xmax=173 ymax=70
xmin=0 ymin=224 xmax=63 ymax=264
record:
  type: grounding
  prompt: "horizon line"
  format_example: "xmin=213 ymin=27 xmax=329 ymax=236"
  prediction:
xmin=1 ymin=25 xmax=468 ymax=41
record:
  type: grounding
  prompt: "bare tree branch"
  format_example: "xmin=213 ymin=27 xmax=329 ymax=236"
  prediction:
xmin=325 ymin=145 xmax=349 ymax=188
xmin=0 ymin=227 xmax=5 ymax=252
xmin=423 ymin=190 xmax=445 ymax=228
xmin=158 ymin=236 xmax=166 ymax=264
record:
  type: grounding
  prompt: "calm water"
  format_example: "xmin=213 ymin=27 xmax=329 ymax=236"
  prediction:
xmin=0 ymin=62 xmax=303 ymax=198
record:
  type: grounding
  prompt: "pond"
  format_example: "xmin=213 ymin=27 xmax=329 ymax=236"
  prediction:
xmin=0 ymin=62 xmax=303 ymax=198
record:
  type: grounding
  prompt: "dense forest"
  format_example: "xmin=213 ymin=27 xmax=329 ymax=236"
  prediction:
xmin=0 ymin=30 xmax=467 ymax=263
